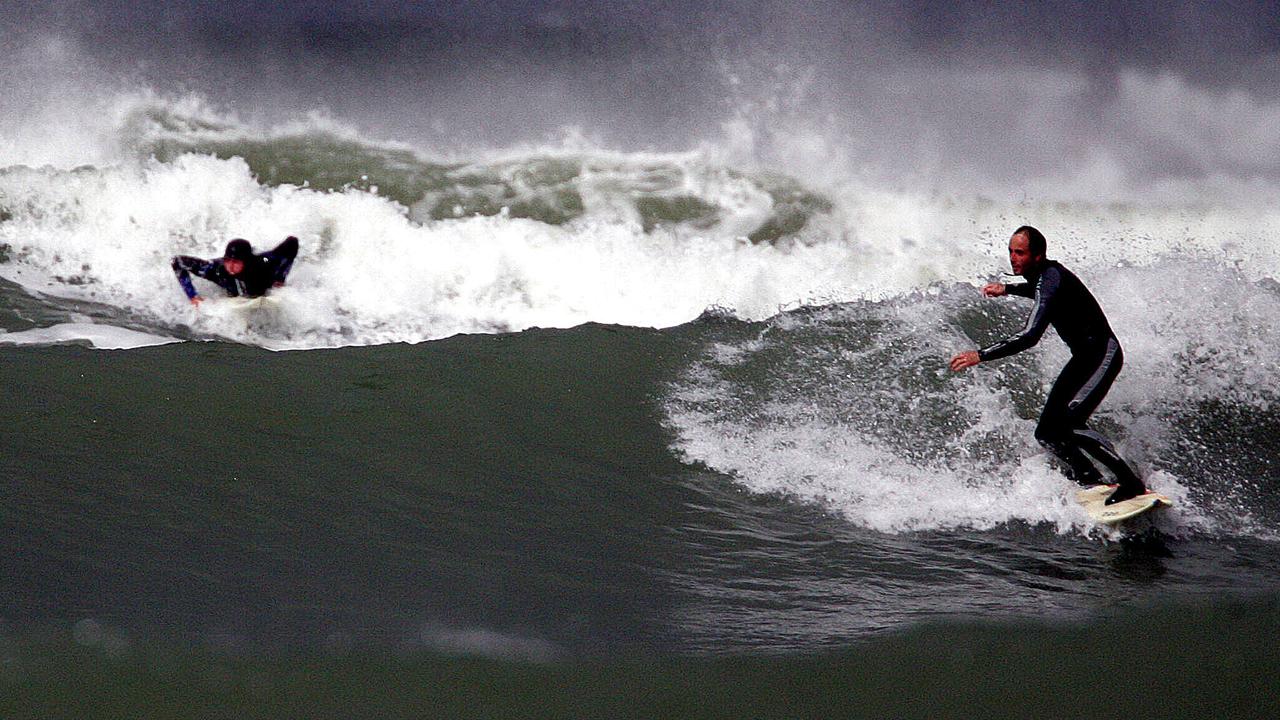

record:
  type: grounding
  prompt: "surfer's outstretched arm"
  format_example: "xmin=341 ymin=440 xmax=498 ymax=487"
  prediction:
xmin=171 ymin=255 xmax=218 ymax=303
xmin=1003 ymin=282 xmax=1034 ymax=298
xmin=951 ymin=275 xmax=1051 ymax=371
xmin=976 ymin=267 xmax=1060 ymax=363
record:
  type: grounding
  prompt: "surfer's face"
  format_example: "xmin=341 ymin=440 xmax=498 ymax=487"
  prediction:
xmin=224 ymin=258 xmax=245 ymax=276
xmin=1008 ymin=233 xmax=1041 ymax=276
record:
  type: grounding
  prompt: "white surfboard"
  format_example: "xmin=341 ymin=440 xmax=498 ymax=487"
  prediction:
xmin=1076 ymin=484 xmax=1173 ymax=525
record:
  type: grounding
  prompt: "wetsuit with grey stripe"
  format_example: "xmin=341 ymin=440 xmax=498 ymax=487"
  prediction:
xmin=978 ymin=260 xmax=1139 ymax=488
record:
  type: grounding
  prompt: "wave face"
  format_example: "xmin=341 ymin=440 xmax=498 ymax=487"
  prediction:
xmin=664 ymin=271 xmax=1280 ymax=537
xmin=4 ymin=323 xmax=1280 ymax=661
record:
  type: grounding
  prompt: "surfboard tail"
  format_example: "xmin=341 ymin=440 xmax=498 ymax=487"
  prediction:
xmin=1076 ymin=484 xmax=1173 ymax=524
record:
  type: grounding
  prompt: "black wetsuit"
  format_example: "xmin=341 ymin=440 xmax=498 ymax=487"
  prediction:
xmin=172 ymin=237 xmax=298 ymax=300
xmin=978 ymin=260 xmax=1142 ymax=497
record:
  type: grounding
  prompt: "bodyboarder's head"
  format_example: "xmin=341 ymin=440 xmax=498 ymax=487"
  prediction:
xmin=223 ymin=239 xmax=253 ymax=276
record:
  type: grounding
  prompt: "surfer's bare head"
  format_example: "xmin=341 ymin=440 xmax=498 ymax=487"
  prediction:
xmin=1008 ymin=226 xmax=1046 ymax=276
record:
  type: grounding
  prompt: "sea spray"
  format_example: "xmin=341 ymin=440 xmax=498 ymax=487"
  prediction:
xmin=663 ymin=270 xmax=1276 ymax=536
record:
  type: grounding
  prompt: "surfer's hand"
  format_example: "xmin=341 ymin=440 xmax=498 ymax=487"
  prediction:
xmin=981 ymin=282 xmax=1006 ymax=297
xmin=950 ymin=351 xmax=980 ymax=371
xmin=190 ymin=296 xmax=204 ymax=306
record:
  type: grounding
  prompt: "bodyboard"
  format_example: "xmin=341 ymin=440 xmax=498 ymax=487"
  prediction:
xmin=1076 ymin=484 xmax=1172 ymax=525
xmin=218 ymin=295 xmax=281 ymax=312
xmin=199 ymin=295 xmax=282 ymax=319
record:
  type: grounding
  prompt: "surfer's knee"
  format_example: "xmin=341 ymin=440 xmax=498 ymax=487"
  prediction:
xmin=1034 ymin=421 xmax=1067 ymax=446
xmin=1035 ymin=432 xmax=1072 ymax=459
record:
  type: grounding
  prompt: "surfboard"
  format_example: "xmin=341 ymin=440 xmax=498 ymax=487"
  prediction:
xmin=1075 ymin=484 xmax=1173 ymax=525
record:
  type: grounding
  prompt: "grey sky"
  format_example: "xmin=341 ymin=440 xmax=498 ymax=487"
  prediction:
xmin=5 ymin=1 xmax=1280 ymax=197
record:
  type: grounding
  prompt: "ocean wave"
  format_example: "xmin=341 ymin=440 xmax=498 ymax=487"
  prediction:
xmin=663 ymin=272 xmax=1280 ymax=537
xmin=2 ymin=92 xmax=1279 ymax=354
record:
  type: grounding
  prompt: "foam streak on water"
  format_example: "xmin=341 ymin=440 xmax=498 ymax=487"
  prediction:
xmin=0 ymin=322 xmax=178 ymax=349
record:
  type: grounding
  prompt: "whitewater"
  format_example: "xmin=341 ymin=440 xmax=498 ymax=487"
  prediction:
xmin=3 ymin=88 xmax=1280 ymax=352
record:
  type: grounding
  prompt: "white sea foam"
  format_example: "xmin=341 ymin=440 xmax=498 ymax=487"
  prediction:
xmin=417 ymin=623 xmax=560 ymax=661
xmin=0 ymin=149 xmax=874 ymax=349
xmin=0 ymin=322 xmax=179 ymax=349
xmin=3 ymin=130 xmax=1278 ymax=352
xmin=2 ymin=78 xmax=1279 ymax=347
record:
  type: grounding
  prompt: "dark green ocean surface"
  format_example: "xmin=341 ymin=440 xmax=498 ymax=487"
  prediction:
xmin=2 ymin=327 xmax=699 ymax=655
xmin=4 ymin=600 xmax=1278 ymax=719
xmin=5 ymin=322 xmax=1280 ymax=666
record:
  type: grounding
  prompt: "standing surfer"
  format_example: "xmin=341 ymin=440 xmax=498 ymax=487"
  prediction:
xmin=949 ymin=226 xmax=1146 ymax=505
xmin=172 ymin=236 xmax=299 ymax=305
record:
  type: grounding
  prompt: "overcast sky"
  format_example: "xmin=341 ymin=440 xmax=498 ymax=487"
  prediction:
xmin=11 ymin=1 xmax=1280 ymax=80
xmin=5 ymin=1 xmax=1280 ymax=197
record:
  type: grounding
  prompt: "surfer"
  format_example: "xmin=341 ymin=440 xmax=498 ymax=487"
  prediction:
xmin=171 ymin=236 xmax=299 ymax=305
xmin=949 ymin=226 xmax=1146 ymax=505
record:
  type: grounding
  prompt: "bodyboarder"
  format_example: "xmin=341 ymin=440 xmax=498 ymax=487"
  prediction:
xmin=171 ymin=236 xmax=298 ymax=305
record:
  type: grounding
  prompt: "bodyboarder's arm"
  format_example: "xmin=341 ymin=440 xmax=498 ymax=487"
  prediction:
xmin=171 ymin=256 xmax=217 ymax=302
xmin=264 ymin=236 xmax=299 ymax=287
